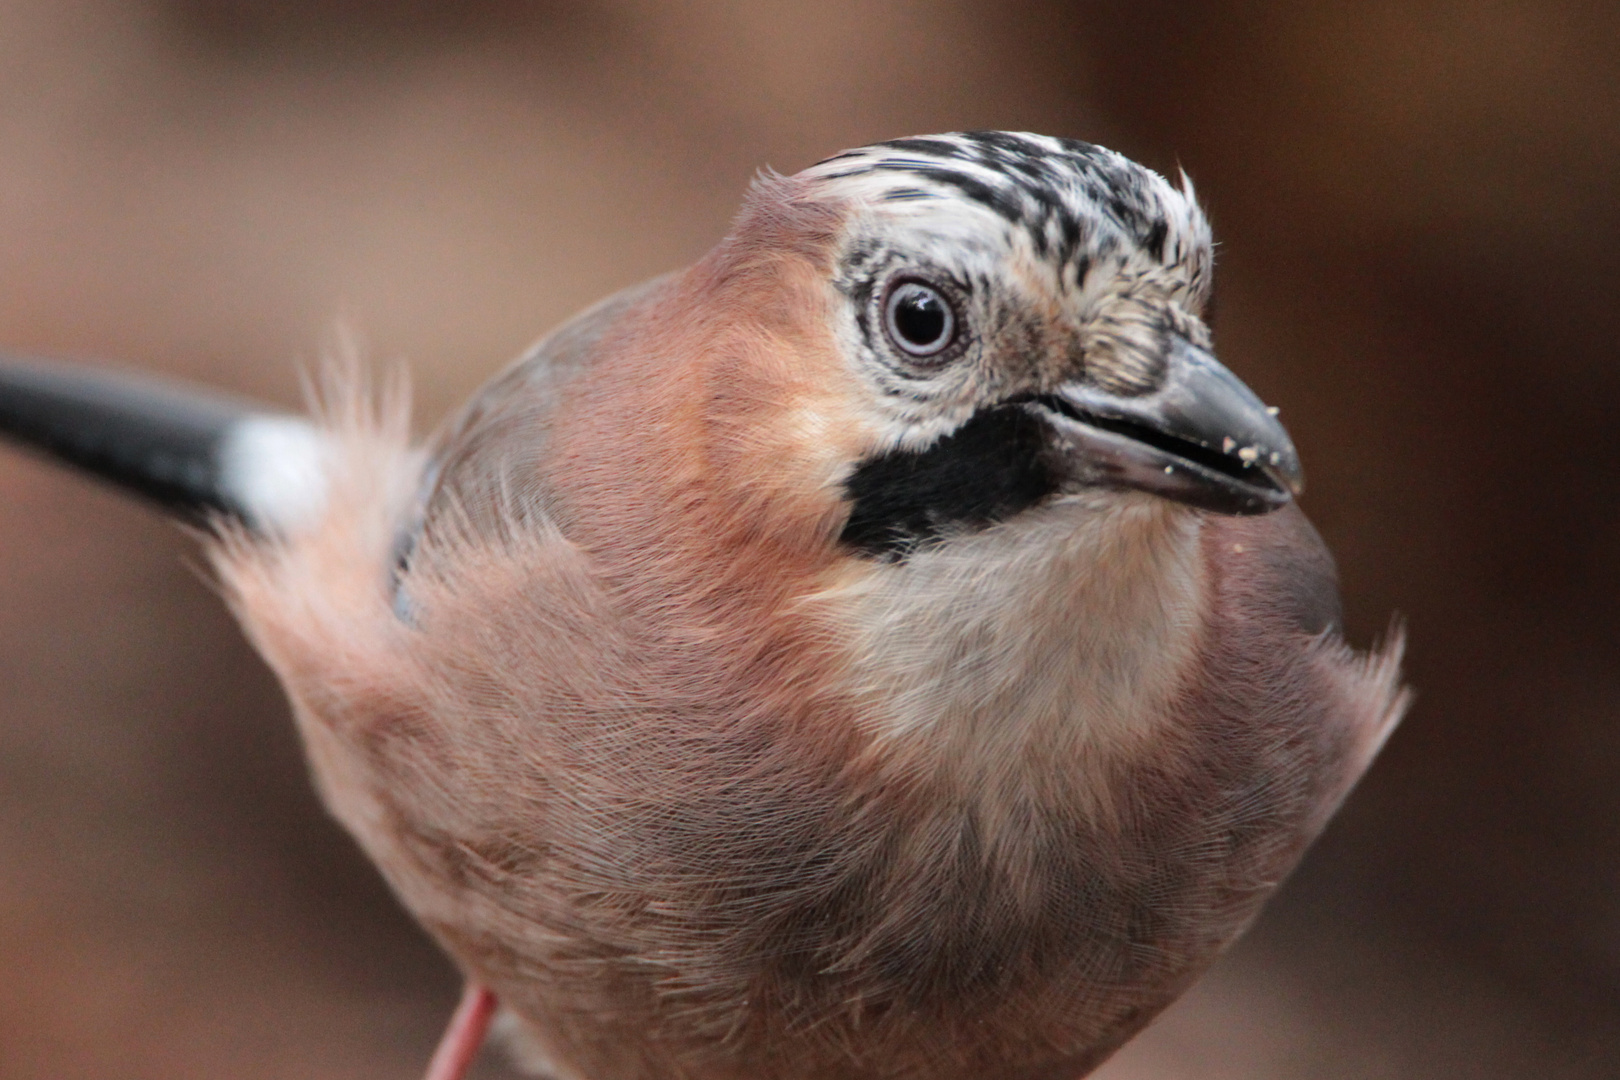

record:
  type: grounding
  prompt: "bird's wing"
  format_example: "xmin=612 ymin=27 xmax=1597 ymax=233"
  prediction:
xmin=406 ymin=274 xmax=675 ymax=559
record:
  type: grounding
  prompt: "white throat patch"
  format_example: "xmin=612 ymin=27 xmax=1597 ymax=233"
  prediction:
xmin=819 ymin=494 xmax=1206 ymax=804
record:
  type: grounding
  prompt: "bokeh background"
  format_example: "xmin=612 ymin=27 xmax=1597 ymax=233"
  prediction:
xmin=1 ymin=1 xmax=1616 ymax=1076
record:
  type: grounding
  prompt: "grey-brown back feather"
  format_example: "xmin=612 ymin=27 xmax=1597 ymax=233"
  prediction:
xmin=410 ymin=274 xmax=675 ymax=562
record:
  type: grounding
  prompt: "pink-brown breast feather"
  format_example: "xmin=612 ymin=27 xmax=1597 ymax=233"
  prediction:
xmin=1193 ymin=505 xmax=1407 ymax=838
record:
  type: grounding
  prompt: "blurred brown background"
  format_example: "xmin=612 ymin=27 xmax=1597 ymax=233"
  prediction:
xmin=1 ymin=1 xmax=1616 ymax=1077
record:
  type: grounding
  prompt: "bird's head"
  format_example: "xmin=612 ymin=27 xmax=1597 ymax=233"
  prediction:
xmin=657 ymin=131 xmax=1302 ymax=565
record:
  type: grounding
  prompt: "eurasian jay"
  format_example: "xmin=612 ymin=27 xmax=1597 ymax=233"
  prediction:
xmin=0 ymin=131 xmax=1407 ymax=1080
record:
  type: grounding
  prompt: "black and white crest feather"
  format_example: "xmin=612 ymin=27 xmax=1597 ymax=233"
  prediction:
xmin=806 ymin=131 xmax=1210 ymax=288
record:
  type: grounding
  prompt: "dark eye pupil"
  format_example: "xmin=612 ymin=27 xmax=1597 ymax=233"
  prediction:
xmin=895 ymin=291 xmax=945 ymax=344
xmin=885 ymin=282 xmax=956 ymax=357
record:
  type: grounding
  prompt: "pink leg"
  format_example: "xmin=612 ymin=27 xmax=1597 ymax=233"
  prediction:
xmin=422 ymin=982 xmax=497 ymax=1080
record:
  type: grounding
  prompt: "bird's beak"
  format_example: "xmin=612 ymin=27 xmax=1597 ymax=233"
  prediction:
xmin=1024 ymin=335 xmax=1304 ymax=515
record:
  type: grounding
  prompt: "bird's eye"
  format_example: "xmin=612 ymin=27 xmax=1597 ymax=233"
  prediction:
xmin=883 ymin=280 xmax=958 ymax=359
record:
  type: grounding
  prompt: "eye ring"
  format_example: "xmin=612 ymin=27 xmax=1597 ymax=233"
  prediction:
xmin=882 ymin=278 xmax=961 ymax=361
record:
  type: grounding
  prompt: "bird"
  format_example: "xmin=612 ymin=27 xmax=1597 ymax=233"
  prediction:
xmin=0 ymin=131 xmax=1406 ymax=1080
